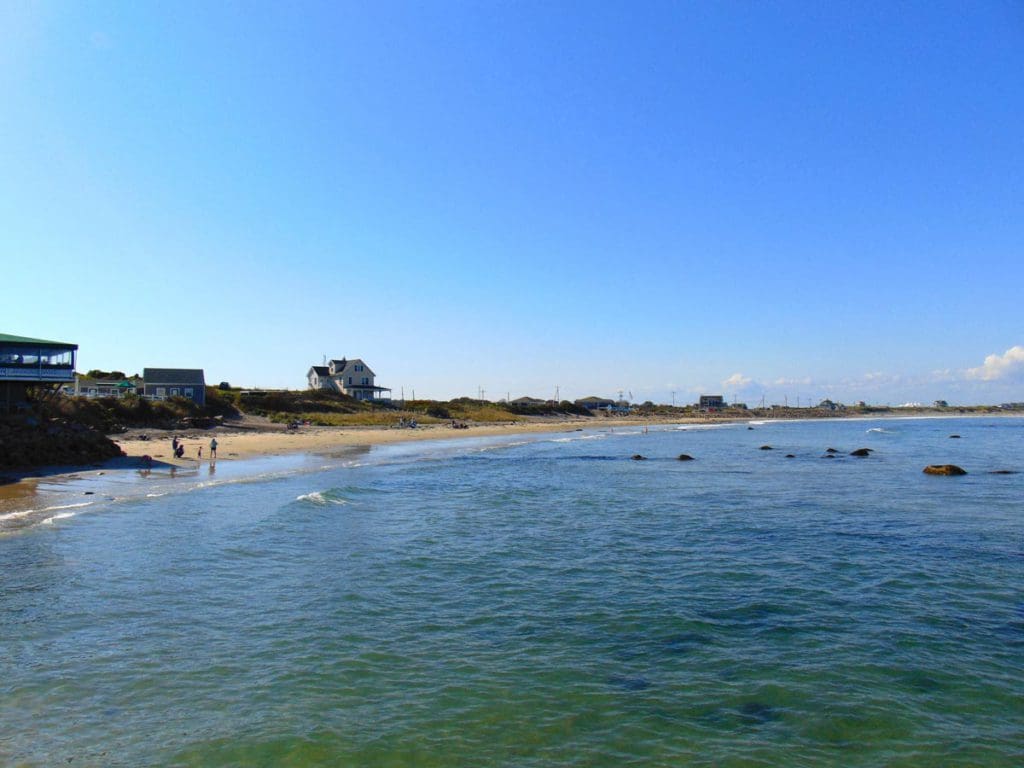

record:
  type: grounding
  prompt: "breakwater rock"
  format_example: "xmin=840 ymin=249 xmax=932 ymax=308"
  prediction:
xmin=0 ymin=417 xmax=125 ymax=471
xmin=923 ymin=464 xmax=967 ymax=476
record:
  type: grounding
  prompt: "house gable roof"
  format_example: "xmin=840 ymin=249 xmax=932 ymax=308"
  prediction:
xmin=309 ymin=366 xmax=329 ymax=376
xmin=331 ymin=358 xmax=375 ymax=377
xmin=143 ymin=368 xmax=206 ymax=385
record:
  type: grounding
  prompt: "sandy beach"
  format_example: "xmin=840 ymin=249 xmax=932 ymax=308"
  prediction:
xmin=111 ymin=415 xmax=683 ymax=464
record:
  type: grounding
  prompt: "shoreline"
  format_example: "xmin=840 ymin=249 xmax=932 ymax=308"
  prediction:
xmin=0 ymin=417 xmax=683 ymax=529
xmin=2 ymin=412 xmax=1019 ymax=532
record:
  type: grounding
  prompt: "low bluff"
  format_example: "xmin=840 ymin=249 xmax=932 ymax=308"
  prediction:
xmin=0 ymin=417 xmax=124 ymax=471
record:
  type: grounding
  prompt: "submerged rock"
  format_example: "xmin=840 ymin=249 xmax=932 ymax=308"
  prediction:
xmin=923 ymin=464 xmax=967 ymax=476
xmin=989 ymin=469 xmax=1019 ymax=475
xmin=850 ymin=448 xmax=872 ymax=457
xmin=826 ymin=448 xmax=839 ymax=454
xmin=785 ymin=454 xmax=795 ymax=458
xmin=607 ymin=674 xmax=650 ymax=691
xmin=677 ymin=454 xmax=695 ymax=461
xmin=949 ymin=435 xmax=961 ymax=439
xmin=631 ymin=454 xmax=647 ymax=461
xmin=759 ymin=445 xmax=773 ymax=451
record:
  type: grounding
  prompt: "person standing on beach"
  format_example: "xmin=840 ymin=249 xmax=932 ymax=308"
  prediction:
xmin=210 ymin=437 xmax=218 ymax=459
xmin=171 ymin=436 xmax=179 ymax=456
xmin=198 ymin=445 xmax=202 ymax=459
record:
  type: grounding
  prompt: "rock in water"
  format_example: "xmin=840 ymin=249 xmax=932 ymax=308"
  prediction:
xmin=850 ymin=448 xmax=872 ymax=457
xmin=677 ymin=454 xmax=695 ymax=461
xmin=785 ymin=454 xmax=795 ymax=458
xmin=826 ymin=448 xmax=839 ymax=454
xmin=949 ymin=435 xmax=961 ymax=439
xmin=923 ymin=464 xmax=967 ymax=476
xmin=759 ymin=445 xmax=773 ymax=451
xmin=631 ymin=454 xmax=647 ymax=461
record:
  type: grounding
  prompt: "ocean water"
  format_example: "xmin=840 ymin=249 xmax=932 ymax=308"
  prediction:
xmin=1 ymin=417 xmax=1022 ymax=767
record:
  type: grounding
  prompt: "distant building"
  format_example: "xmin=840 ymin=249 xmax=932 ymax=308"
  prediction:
xmin=143 ymin=368 xmax=206 ymax=406
xmin=65 ymin=376 xmax=139 ymax=399
xmin=575 ymin=396 xmax=616 ymax=411
xmin=0 ymin=333 xmax=78 ymax=412
xmin=933 ymin=400 xmax=949 ymax=408
xmin=510 ymin=397 xmax=547 ymax=407
xmin=818 ymin=399 xmax=845 ymax=411
xmin=699 ymin=394 xmax=725 ymax=411
xmin=307 ymin=357 xmax=391 ymax=401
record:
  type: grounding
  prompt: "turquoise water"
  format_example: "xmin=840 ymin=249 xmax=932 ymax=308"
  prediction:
xmin=2 ymin=417 xmax=1022 ymax=766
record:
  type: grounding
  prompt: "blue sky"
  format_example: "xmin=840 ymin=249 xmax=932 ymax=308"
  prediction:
xmin=3 ymin=2 xmax=1022 ymax=404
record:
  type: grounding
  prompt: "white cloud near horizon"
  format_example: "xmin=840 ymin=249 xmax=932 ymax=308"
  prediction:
xmin=722 ymin=372 xmax=753 ymax=390
xmin=966 ymin=346 xmax=1024 ymax=381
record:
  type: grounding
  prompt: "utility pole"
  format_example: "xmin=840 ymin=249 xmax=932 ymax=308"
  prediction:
xmin=671 ymin=390 xmax=676 ymax=407
xmin=555 ymin=385 xmax=559 ymax=402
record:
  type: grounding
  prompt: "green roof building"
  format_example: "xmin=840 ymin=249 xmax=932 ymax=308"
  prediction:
xmin=1 ymin=333 xmax=78 ymax=411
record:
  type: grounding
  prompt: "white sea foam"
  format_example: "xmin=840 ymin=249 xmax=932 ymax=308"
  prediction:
xmin=46 ymin=501 xmax=94 ymax=511
xmin=550 ymin=433 xmax=605 ymax=443
xmin=41 ymin=512 xmax=77 ymax=525
xmin=0 ymin=508 xmax=38 ymax=521
xmin=296 ymin=491 xmax=348 ymax=506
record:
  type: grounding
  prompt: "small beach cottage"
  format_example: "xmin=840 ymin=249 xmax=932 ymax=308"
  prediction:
xmin=307 ymin=358 xmax=390 ymax=401
xmin=142 ymin=368 xmax=206 ymax=406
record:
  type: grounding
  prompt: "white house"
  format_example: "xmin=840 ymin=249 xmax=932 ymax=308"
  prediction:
xmin=307 ymin=358 xmax=390 ymax=401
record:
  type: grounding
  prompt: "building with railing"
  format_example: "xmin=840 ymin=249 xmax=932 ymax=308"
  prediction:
xmin=0 ymin=333 xmax=78 ymax=411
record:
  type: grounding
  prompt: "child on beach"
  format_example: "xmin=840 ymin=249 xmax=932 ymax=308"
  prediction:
xmin=210 ymin=437 xmax=218 ymax=459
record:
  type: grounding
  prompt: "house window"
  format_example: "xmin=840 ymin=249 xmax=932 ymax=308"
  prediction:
xmin=348 ymin=377 xmax=352 ymax=385
xmin=361 ymin=377 xmax=369 ymax=386
xmin=184 ymin=388 xmax=193 ymax=398
xmin=157 ymin=387 xmax=166 ymax=397
xmin=170 ymin=388 xmax=179 ymax=397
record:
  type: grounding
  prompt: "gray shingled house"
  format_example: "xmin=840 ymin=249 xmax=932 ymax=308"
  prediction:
xmin=143 ymin=368 xmax=206 ymax=406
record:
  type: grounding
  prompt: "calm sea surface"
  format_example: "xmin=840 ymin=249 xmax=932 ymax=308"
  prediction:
xmin=1 ymin=417 xmax=1022 ymax=766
